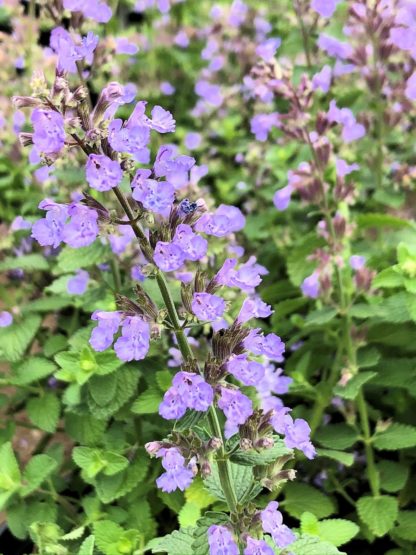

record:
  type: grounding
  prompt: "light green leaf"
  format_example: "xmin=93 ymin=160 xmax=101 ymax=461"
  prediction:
xmin=393 ymin=511 xmax=416 ymax=542
xmin=178 ymin=502 xmax=201 ymax=528
xmin=283 ymin=483 xmax=336 ymax=520
xmin=372 ymin=268 xmax=404 ymax=288
xmin=95 ymin=452 xmax=149 ymax=503
xmin=0 ymin=254 xmax=48 ymax=272
xmin=230 ymin=438 xmax=291 ymax=466
xmin=0 ymin=315 xmax=41 ymax=362
xmin=11 ymin=357 xmax=56 ymax=385
xmin=147 ymin=527 xmax=195 ymax=555
xmin=27 ymin=393 xmax=60 ymax=433
xmin=317 ymin=519 xmax=359 ymax=547
xmin=289 ymin=535 xmax=345 ymax=555
xmin=357 ymin=495 xmax=398 ymax=537
xmin=373 ymin=423 xmax=416 ymax=450
xmin=0 ymin=442 xmax=21 ymax=508
xmin=131 ymin=387 xmax=163 ymax=415
xmin=57 ymin=242 xmax=109 ymax=272
xmin=21 ymin=455 xmax=58 ymax=496
xmin=305 ymin=307 xmax=338 ymax=326
xmin=78 ymin=535 xmax=95 ymax=555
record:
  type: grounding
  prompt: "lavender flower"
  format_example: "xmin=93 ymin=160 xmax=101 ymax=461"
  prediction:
xmin=301 ymin=272 xmax=320 ymax=299
xmin=226 ymin=354 xmax=265 ymax=386
xmin=255 ymin=37 xmax=281 ymax=62
xmin=0 ymin=311 xmax=13 ymax=328
xmin=31 ymin=109 xmax=65 ymax=155
xmin=237 ymin=297 xmax=273 ymax=324
xmin=132 ymin=178 xmax=175 ymax=216
xmin=154 ymin=241 xmax=186 ymax=272
xmin=31 ymin=202 xmax=68 ymax=248
xmin=244 ymin=330 xmax=285 ymax=362
xmin=207 ymin=526 xmax=239 ymax=555
xmin=273 ymin=184 xmax=294 ymax=211
xmin=173 ymin=224 xmax=208 ymax=261
xmin=61 ymin=205 xmax=99 ymax=248
xmin=192 ymin=292 xmax=226 ymax=321
xmin=218 ymin=387 xmax=253 ymax=438
xmin=86 ymin=154 xmax=123 ymax=192
xmin=63 ymin=0 xmax=112 ymax=23
xmin=284 ymin=417 xmax=316 ymax=459
xmin=244 ymin=537 xmax=275 ymax=555
xmin=250 ymin=113 xmax=280 ymax=142
xmin=311 ymin=0 xmax=341 ymax=18
xmin=312 ymin=65 xmax=332 ymax=93
xmin=260 ymin=501 xmax=295 ymax=548
xmin=114 ymin=316 xmax=150 ymax=361
xmin=67 ymin=270 xmax=89 ymax=295
xmin=195 ymin=205 xmax=245 ymax=237
xmin=156 ymin=448 xmax=194 ymax=492
xmin=317 ymin=34 xmax=353 ymax=60
xmin=350 ymin=255 xmax=366 ymax=270
xmin=159 ymin=371 xmax=214 ymax=419
xmin=184 ymin=132 xmax=202 ymax=150
xmin=90 ymin=311 xmax=122 ymax=352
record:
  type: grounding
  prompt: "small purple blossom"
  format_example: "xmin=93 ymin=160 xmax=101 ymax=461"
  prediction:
xmin=350 ymin=255 xmax=366 ymax=270
xmin=226 ymin=354 xmax=265 ymax=386
xmin=154 ymin=241 xmax=186 ymax=272
xmin=31 ymin=109 xmax=65 ymax=155
xmin=156 ymin=448 xmax=194 ymax=492
xmin=255 ymin=37 xmax=281 ymax=62
xmin=174 ymin=30 xmax=189 ymax=48
xmin=67 ymin=270 xmax=89 ymax=295
xmin=132 ymin=178 xmax=175 ymax=216
xmin=260 ymin=501 xmax=295 ymax=548
xmin=173 ymin=224 xmax=208 ymax=261
xmin=184 ymin=132 xmax=202 ymax=150
xmin=237 ymin=297 xmax=273 ymax=324
xmin=61 ymin=205 xmax=99 ymax=248
xmin=208 ymin=526 xmax=239 ymax=555
xmin=312 ymin=65 xmax=332 ymax=93
xmin=218 ymin=387 xmax=253 ymax=438
xmin=273 ymin=184 xmax=294 ymax=211
xmin=195 ymin=205 xmax=245 ymax=237
xmin=250 ymin=113 xmax=280 ymax=141
xmin=301 ymin=272 xmax=320 ymax=299
xmin=149 ymin=106 xmax=176 ymax=133
xmin=244 ymin=330 xmax=285 ymax=362
xmin=113 ymin=316 xmax=150 ymax=362
xmin=159 ymin=371 xmax=214 ymax=419
xmin=63 ymin=0 xmax=112 ymax=23
xmin=244 ymin=537 xmax=275 ymax=555
xmin=90 ymin=311 xmax=122 ymax=352
xmin=11 ymin=216 xmax=32 ymax=231
xmin=0 ymin=311 xmax=13 ymax=328
xmin=115 ymin=37 xmax=139 ymax=55
xmin=86 ymin=154 xmax=123 ymax=192
xmin=192 ymin=292 xmax=225 ymax=321
xmin=336 ymin=158 xmax=360 ymax=177
xmin=311 ymin=0 xmax=341 ymax=18
xmin=195 ymin=80 xmax=223 ymax=107
xmin=284 ymin=417 xmax=316 ymax=459
xmin=31 ymin=201 xmax=68 ymax=248
xmin=317 ymin=34 xmax=353 ymax=60
xmin=160 ymin=81 xmax=175 ymax=95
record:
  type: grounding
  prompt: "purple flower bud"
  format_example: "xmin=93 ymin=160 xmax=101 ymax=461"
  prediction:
xmin=207 ymin=526 xmax=239 ymax=555
xmin=31 ymin=109 xmax=65 ymax=155
xmin=86 ymin=154 xmax=123 ymax=192
xmin=114 ymin=316 xmax=150 ymax=361
xmin=244 ymin=536 xmax=275 ymax=555
xmin=237 ymin=297 xmax=273 ymax=324
xmin=273 ymin=184 xmax=294 ymax=211
xmin=226 ymin=354 xmax=265 ymax=386
xmin=160 ymin=81 xmax=175 ymax=95
xmin=173 ymin=224 xmax=208 ymax=261
xmin=0 ymin=311 xmax=13 ymax=328
xmin=301 ymin=272 xmax=320 ymax=299
xmin=244 ymin=330 xmax=285 ymax=362
xmin=284 ymin=417 xmax=316 ymax=459
xmin=174 ymin=30 xmax=189 ymax=48
xmin=255 ymin=37 xmax=281 ymax=62
xmin=260 ymin=501 xmax=295 ymax=548
xmin=154 ymin=241 xmax=186 ymax=272
xmin=192 ymin=292 xmax=226 ymax=321
xmin=195 ymin=205 xmax=245 ymax=237
xmin=67 ymin=269 xmax=89 ymax=295
xmin=156 ymin=448 xmax=194 ymax=492
xmin=218 ymin=387 xmax=253 ymax=438
xmin=90 ymin=311 xmax=122 ymax=352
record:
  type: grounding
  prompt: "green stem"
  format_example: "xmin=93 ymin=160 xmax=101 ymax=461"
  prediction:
xmin=110 ymin=258 xmax=122 ymax=293
xmin=111 ymin=187 xmax=239 ymax=515
xmin=294 ymin=0 xmax=312 ymax=70
xmin=356 ymin=391 xmax=379 ymax=496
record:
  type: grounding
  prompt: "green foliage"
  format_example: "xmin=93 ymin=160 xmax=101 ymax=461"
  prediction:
xmin=357 ymin=496 xmax=399 ymax=537
xmin=283 ymin=483 xmax=336 ymax=520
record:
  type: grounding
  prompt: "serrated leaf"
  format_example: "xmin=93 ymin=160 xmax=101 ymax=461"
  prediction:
xmin=88 ymin=367 xmax=139 ymax=419
xmin=0 ymin=442 xmax=21 ymax=507
xmin=65 ymin=413 xmax=107 ymax=446
xmin=0 ymin=254 xmax=49 ymax=271
xmin=230 ymin=438 xmax=292 ymax=466
xmin=11 ymin=357 xmax=56 ymax=385
xmin=357 ymin=213 xmax=414 ymax=229
xmin=88 ymin=373 xmax=117 ymax=407
xmin=315 ymin=424 xmax=358 ymax=450
xmin=57 ymin=242 xmax=109 ymax=272
xmin=357 ymin=495 xmax=398 ymax=537
xmin=283 ymin=483 xmax=336 ymax=520
xmin=61 ymin=526 xmax=85 ymax=540
xmin=95 ymin=451 xmax=149 ymax=503
xmin=373 ymin=423 xmax=416 ymax=450
xmin=393 ymin=511 xmax=416 ymax=542
xmin=300 ymin=512 xmax=319 ymax=535
xmin=156 ymin=370 xmax=173 ymax=391
xmin=131 ymin=387 xmax=163 ymax=415
xmin=289 ymin=534 xmax=345 ymax=555
xmin=178 ymin=502 xmax=201 ymax=528
xmin=0 ymin=315 xmax=41 ymax=362
xmin=377 ymin=461 xmax=409 ymax=493
xmin=185 ymin=477 xmax=216 ymax=510
xmin=93 ymin=520 xmax=139 ymax=555
xmin=372 ymin=268 xmax=404 ymax=288
xmin=316 ymin=449 xmax=354 ymax=467
xmin=333 ymin=372 xmax=377 ymax=400
xmin=21 ymin=455 xmax=58 ymax=496
xmin=317 ymin=519 xmax=359 ymax=547
xmin=147 ymin=527 xmax=195 ymax=555
xmin=204 ymin=462 xmax=253 ymax=503
xmin=27 ymin=393 xmax=60 ymax=433
xmin=78 ymin=535 xmax=95 ymax=555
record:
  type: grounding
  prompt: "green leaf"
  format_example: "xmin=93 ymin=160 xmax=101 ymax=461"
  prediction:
xmin=88 ymin=373 xmax=117 ymax=407
xmin=148 ymin=527 xmax=195 ymax=555
xmin=315 ymin=424 xmax=358 ymax=450
xmin=357 ymin=213 xmax=414 ymax=229
xmin=357 ymin=495 xmax=398 ymax=537
xmin=316 ymin=449 xmax=354 ymax=467
xmin=0 ymin=315 xmax=41 ymax=362
xmin=95 ymin=452 xmax=149 ymax=503
xmin=372 ymin=268 xmax=404 ymax=288
xmin=88 ymin=367 xmax=139 ymax=419
xmin=43 ymin=335 xmax=67 ymax=357
xmin=377 ymin=461 xmax=409 ymax=493
xmin=78 ymin=535 xmax=95 ymax=555
xmin=65 ymin=413 xmax=107 ymax=446
xmin=27 ymin=393 xmax=60 ymax=433
xmin=93 ymin=520 xmax=139 ymax=555
xmin=373 ymin=423 xmax=416 ymax=450
xmin=333 ymin=372 xmax=377 ymax=400
xmin=393 ymin=511 xmax=416 ymax=542
xmin=230 ymin=438 xmax=292 ymax=466
xmin=192 ymin=512 xmax=229 ymax=555
xmin=287 ymin=234 xmax=325 ymax=286
xmin=185 ymin=477 xmax=216 ymax=510
xmin=0 ymin=442 xmax=21 ymax=508
xmin=11 ymin=357 xmax=56 ymax=385
xmin=131 ymin=387 xmax=163 ymax=415
xmin=57 ymin=242 xmax=109 ymax=272
xmin=204 ymin=462 xmax=254 ymax=503
xmin=304 ymin=307 xmax=338 ymax=326
xmin=289 ymin=535 xmax=345 ymax=555
xmin=178 ymin=502 xmax=201 ymax=528
xmin=0 ymin=254 xmax=49 ymax=272
xmin=317 ymin=519 xmax=359 ymax=547
xmin=283 ymin=483 xmax=336 ymax=520
xmin=21 ymin=455 xmax=58 ymax=496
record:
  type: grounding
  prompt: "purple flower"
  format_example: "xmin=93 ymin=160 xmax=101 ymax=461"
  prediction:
xmin=153 ymin=145 xmax=195 ymax=188
xmin=0 ymin=311 xmax=13 ymax=328
xmin=132 ymin=178 xmax=175 ymax=216
xmin=11 ymin=216 xmax=32 ymax=231
xmin=218 ymin=387 xmax=253 ymax=438
xmin=244 ymin=330 xmax=285 ymax=362
xmin=250 ymin=113 xmax=280 ymax=142
xmin=335 ymin=158 xmax=359 ymax=177
xmin=195 ymin=80 xmax=223 ymax=107
xmin=156 ymin=448 xmax=194 ymax=492
xmin=63 ymin=0 xmax=112 ymax=23
xmin=273 ymin=184 xmax=294 ymax=211
xmin=237 ymin=297 xmax=273 ymax=324
xmin=31 ymin=109 xmax=65 ymax=154
xmin=184 ymin=132 xmax=202 ymax=150
xmin=260 ymin=501 xmax=295 ymax=548
xmin=312 ymin=65 xmax=332 ymax=93
xmin=173 ymin=224 xmax=208 ymax=261
xmin=244 ymin=537 xmax=275 ymax=555
xmin=86 ymin=154 xmax=123 ymax=192
xmin=62 ymin=205 xmax=99 ymax=248
xmin=230 ymin=257 xmax=268 ymax=292
xmin=174 ymin=30 xmax=189 ymax=48
xmin=405 ymin=72 xmax=416 ymax=101
xmin=90 ymin=311 xmax=122 ymax=351
xmin=154 ymin=241 xmax=186 ymax=272
xmin=67 ymin=270 xmax=89 ymax=295
xmin=148 ymin=106 xmax=176 ymax=133
xmin=109 ymin=224 xmax=135 ymax=255
xmin=195 ymin=205 xmax=245 ymax=237
xmin=255 ymin=37 xmax=281 ymax=62
xmin=317 ymin=34 xmax=353 ymax=60
xmin=284 ymin=417 xmax=316 ymax=459
xmin=350 ymin=255 xmax=366 ymax=270
xmin=114 ymin=316 xmax=150 ymax=361
xmin=301 ymin=272 xmax=320 ymax=299
xmin=50 ymin=27 xmax=82 ymax=73
xmin=192 ymin=292 xmax=225 ymax=321
xmin=108 ymin=119 xmax=150 ymax=163
xmin=31 ymin=201 xmax=68 ymax=248
xmin=208 ymin=526 xmax=239 ymax=555
xmin=159 ymin=371 xmax=214 ymax=419
xmin=311 ymin=0 xmax=341 ymax=18
xmin=115 ymin=37 xmax=139 ymax=55
xmin=228 ymin=0 xmax=248 ymax=27
xmin=160 ymin=81 xmax=175 ymax=95
xmin=227 ymin=354 xmax=265 ymax=386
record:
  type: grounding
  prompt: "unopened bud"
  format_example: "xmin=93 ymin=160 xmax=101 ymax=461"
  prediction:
xmin=207 ymin=437 xmax=222 ymax=452
xmin=255 ymin=437 xmax=274 ymax=450
xmin=200 ymin=460 xmax=212 ymax=478
xmin=240 ymin=438 xmax=253 ymax=451
xmin=12 ymin=96 xmax=41 ymax=109
xmin=145 ymin=441 xmax=162 ymax=456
